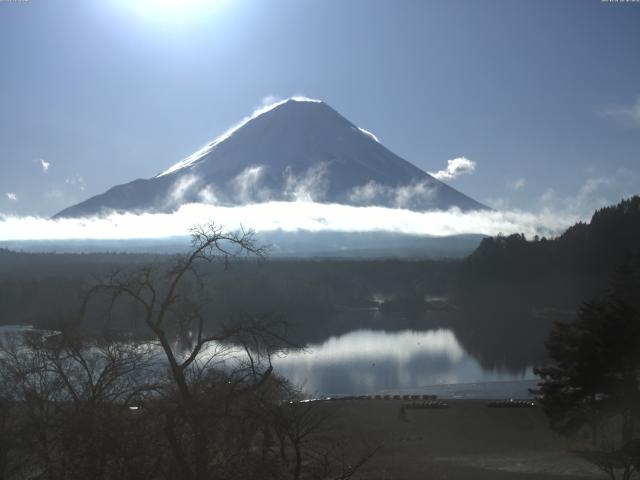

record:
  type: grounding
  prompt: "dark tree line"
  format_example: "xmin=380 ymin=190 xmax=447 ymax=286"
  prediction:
xmin=457 ymin=196 xmax=640 ymax=308
xmin=0 ymin=248 xmax=457 ymax=339
xmin=452 ymin=196 xmax=640 ymax=371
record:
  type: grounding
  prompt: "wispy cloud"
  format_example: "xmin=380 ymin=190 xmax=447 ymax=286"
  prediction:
xmin=167 ymin=174 xmax=200 ymax=207
xmin=429 ymin=157 xmax=476 ymax=181
xmin=36 ymin=158 xmax=50 ymax=174
xmin=283 ymin=162 xmax=329 ymax=202
xmin=538 ymin=168 xmax=639 ymax=216
xmin=232 ymin=166 xmax=272 ymax=203
xmin=65 ymin=176 xmax=86 ymax=191
xmin=507 ymin=178 xmax=526 ymax=191
xmin=197 ymin=185 xmax=219 ymax=205
xmin=348 ymin=181 xmax=386 ymax=204
xmin=6 ymin=193 xmax=17 ymax=202
xmin=485 ymin=196 xmax=511 ymax=211
xmin=348 ymin=180 xmax=438 ymax=209
xmin=600 ymin=96 xmax=640 ymax=127
xmin=260 ymin=94 xmax=279 ymax=107
xmin=394 ymin=182 xmax=438 ymax=209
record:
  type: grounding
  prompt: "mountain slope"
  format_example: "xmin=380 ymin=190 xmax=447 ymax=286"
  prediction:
xmin=54 ymin=98 xmax=486 ymax=218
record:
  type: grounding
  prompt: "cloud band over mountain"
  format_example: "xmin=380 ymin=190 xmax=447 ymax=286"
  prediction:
xmin=0 ymin=201 xmax=581 ymax=241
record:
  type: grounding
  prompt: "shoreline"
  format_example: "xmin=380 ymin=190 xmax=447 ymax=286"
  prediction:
xmin=300 ymin=378 xmax=540 ymax=401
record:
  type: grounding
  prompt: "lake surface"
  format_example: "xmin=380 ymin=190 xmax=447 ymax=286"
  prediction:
xmin=274 ymin=328 xmax=537 ymax=399
xmin=0 ymin=325 xmax=538 ymax=399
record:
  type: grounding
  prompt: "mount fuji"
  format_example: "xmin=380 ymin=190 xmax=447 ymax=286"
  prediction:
xmin=54 ymin=98 xmax=486 ymax=218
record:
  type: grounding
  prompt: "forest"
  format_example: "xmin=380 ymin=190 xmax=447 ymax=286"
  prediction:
xmin=452 ymin=196 xmax=640 ymax=370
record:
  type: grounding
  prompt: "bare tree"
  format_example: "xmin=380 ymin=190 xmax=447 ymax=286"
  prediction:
xmin=79 ymin=223 xmax=292 ymax=480
xmin=264 ymin=385 xmax=377 ymax=480
xmin=0 ymin=223 xmax=375 ymax=480
xmin=0 ymin=330 xmax=162 ymax=480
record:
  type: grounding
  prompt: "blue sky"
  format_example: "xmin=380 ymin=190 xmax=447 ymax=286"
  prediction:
xmin=1 ymin=0 xmax=639 ymax=217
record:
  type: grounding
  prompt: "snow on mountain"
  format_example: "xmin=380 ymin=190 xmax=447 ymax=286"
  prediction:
xmin=54 ymin=98 xmax=486 ymax=218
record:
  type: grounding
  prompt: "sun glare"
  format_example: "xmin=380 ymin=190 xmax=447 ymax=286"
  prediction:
xmin=118 ymin=0 xmax=226 ymax=25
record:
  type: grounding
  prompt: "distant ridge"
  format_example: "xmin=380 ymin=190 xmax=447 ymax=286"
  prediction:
xmin=54 ymin=98 xmax=487 ymax=218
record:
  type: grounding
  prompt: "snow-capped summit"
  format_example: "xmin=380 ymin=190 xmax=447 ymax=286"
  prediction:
xmin=54 ymin=98 xmax=486 ymax=218
xmin=155 ymin=97 xmax=325 ymax=178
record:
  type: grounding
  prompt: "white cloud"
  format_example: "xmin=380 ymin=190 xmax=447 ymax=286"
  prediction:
xmin=507 ymin=178 xmax=526 ymax=191
xmin=0 ymin=169 xmax=635 ymax=243
xmin=5 ymin=193 xmax=17 ymax=202
xmin=37 ymin=158 xmax=50 ymax=173
xmin=538 ymin=169 xmax=639 ymax=217
xmin=231 ymin=166 xmax=271 ymax=203
xmin=168 ymin=174 xmax=200 ymax=207
xmin=348 ymin=181 xmax=387 ymax=204
xmin=283 ymin=162 xmax=329 ymax=202
xmin=348 ymin=180 xmax=438 ymax=209
xmin=600 ymin=96 xmax=640 ymax=127
xmin=260 ymin=94 xmax=279 ymax=107
xmin=0 ymin=201 xmax=580 ymax=242
xmin=429 ymin=157 xmax=476 ymax=181
xmin=394 ymin=181 xmax=437 ymax=208
xmin=197 ymin=185 xmax=219 ymax=205
xmin=485 ymin=196 xmax=511 ymax=210
xmin=579 ymin=177 xmax=615 ymax=196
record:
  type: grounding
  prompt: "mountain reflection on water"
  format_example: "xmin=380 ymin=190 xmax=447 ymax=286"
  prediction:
xmin=274 ymin=329 xmax=536 ymax=398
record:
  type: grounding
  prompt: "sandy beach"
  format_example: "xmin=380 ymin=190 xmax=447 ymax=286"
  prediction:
xmin=329 ymin=399 xmax=605 ymax=480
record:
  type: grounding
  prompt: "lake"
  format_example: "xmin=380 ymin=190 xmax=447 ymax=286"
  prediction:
xmin=274 ymin=328 xmax=537 ymax=399
xmin=0 ymin=325 xmax=538 ymax=399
